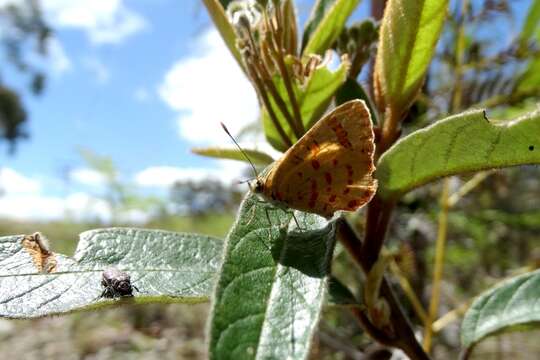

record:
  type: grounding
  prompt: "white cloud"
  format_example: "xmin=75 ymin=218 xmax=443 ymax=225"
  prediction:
xmin=0 ymin=168 xmax=41 ymax=194
xmin=0 ymin=168 xmax=112 ymax=222
xmin=134 ymin=87 xmax=150 ymax=102
xmin=70 ymin=168 xmax=107 ymax=187
xmin=63 ymin=192 xmax=111 ymax=221
xmin=47 ymin=38 xmax=72 ymax=75
xmin=0 ymin=194 xmax=66 ymax=221
xmin=0 ymin=168 xmax=159 ymax=223
xmin=42 ymin=0 xmax=146 ymax=45
xmin=83 ymin=57 xmax=110 ymax=84
xmin=134 ymin=162 xmax=248 ymax=188
xmin=0 ymin=192 xmax=112 ymax=222
xmin=158 ymin=29 xmax=259 ymax=146
xmin=117 ymin=209 xmax=150 ymax=224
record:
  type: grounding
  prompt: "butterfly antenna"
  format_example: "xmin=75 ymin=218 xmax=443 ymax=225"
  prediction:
xmin=237 ymin=177 xmax=256 ymax=184
xmin=221 ymin=122 xmax=259 ymax=178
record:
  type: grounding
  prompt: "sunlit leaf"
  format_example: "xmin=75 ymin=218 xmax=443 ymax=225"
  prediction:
xmin=192 ymin=147 xmax=274 ymax=166
xmin=518 ymin=0 xmax=540 ymax=47
xmin=516 ymin=57 xmax=540 ymax=94
xmin=208 ymin=192 xmax=338 ymax=359
xmin=302 ymin=0 xmax=361 ymax=55
xmin=263 ymin=59 xmax=349 ymax=151
xmin=202 ymin=0 xmax=245 ymax=74
xmin=0 ymin=228 xmax=223 ymax=318
xmin=374 ymin=0 xmax=448 ymax=113
xmin=377 ymin=109 xmax=540 ymax=199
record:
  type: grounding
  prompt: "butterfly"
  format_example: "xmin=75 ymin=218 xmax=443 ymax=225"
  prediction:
xmin=252 ymin=99 xmax=377 ymax=218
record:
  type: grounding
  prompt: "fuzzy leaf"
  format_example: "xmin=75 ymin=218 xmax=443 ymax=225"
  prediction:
xmin=192 ymin=147 xmax=274 ymax=166
xmin=374 ymin=0 xmax=448 ymax=113
xmin=202 ymin=0 xmax=245 ymax=73
xmin=461 ymin=269 xmax=540 ymax=348
xmin=519 ymin=0 xmax=540 ymax=47
xmin=377 ymin=109 xmax=540 ymax=199
xmin=517 ymin=57 xmax=540 ymax=94
xmin=302 ymin=0 xmax=361 ymax=55
xmin=208 ymin=192 xmax=338 ymax=360
xmin=0 ymin=228 xmax=223 ymax=318
xmin=335 ymin=77 xmax=378 ymax=124
xmin=263 ymin=60 xmax=349 ymax=151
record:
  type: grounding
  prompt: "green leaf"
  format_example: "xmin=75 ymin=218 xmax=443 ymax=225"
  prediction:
xmin=219 ymin=0 xmax=235 ymax=8
xmin=202 ymin=0 xmax=245 ymax=74
xmin=0 ymin=228 xmax=223 ymax=318
xmin=327 ymin=277 xmax=360 ymax=306
xmin=515 ymin=0 xmax=540 ymax=95
xmin=377 ymin=109 xmax=540 ymax=199
xmin=208 ymin=192 xmax=338 ymax=359
xmin=518 ymin=0 xmax=540 ymax=47
xmin=516 ymin=57 xmax=540 ymax=94
xmin=374 ymin=0 xmax=448 ymax=113
xmin=302 ymin=0 xmax=361 ymax=55
xmin=461 ymin=269 xmax=540 ymax=348
xmin=335 ymin=77 xmax=378 ymax=124
xmin=192 ymin=147 xmax=274 ymax=166
xmin=263 ymin=60 xmax=349 ymax=151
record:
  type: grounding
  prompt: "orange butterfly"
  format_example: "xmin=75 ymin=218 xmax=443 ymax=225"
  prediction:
xmin=251 ymin=99 xmax=377 ymax=218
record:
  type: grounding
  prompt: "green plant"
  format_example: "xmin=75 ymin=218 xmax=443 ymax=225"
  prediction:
xmin=0 ymin=0 xmax=51 ymax=152
xmin=0 ymin=1 xmax=539 ymax=359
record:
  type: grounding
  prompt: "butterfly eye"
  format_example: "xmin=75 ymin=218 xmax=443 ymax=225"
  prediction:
xmin=253 ymin=179 xmax=264 ymax=193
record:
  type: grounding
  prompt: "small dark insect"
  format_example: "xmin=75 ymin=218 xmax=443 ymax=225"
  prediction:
xmin=100 ymin=267 xmax=139 ymax=298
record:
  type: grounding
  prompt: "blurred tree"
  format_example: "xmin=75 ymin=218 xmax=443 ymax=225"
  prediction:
xmin=169 ymin=179 xmax=242 ymax=216
xmin=429 ymin=0 xmax=540 ymax=116
xmin=78 ymin=148 xmax=165 ymax=224
xmin=0 ymin=0 xmax=51 ymax=153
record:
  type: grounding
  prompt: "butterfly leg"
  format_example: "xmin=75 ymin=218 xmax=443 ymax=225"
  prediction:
xmin=291 ymin=212 xmax=302 ymax=229
xmin=264 ymin=207 xmax=273 ymax=227
xmin=242 ymin=200 xmax=259 ymax=227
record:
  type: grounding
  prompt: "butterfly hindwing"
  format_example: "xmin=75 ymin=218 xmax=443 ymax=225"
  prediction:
xmin=261 ymin=100 xmax=377 ymax=217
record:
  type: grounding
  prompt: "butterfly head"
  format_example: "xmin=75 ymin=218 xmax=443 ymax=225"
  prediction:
xmin=252 ymin=177 xmax=264 ymax=194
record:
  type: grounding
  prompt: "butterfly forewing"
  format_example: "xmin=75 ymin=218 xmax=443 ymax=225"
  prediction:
xmin=261 ymin=100 xmax=377 ymax=217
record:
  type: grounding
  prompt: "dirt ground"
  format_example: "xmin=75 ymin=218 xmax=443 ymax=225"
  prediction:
xmin=0 ymin=303 xmax=209 ymax=360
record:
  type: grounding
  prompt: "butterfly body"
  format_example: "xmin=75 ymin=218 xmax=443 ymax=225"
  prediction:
xmin=253 ymin=100 xmax=377 ymax=218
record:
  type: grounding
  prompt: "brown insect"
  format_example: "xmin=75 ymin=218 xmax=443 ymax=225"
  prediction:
xmin=253 ymin=100 xmax=377 ymax=218
xmin=21 ymin=232 xmax=57 ymax=273
xmin=100 ymin=267 xmax=139 ymax=298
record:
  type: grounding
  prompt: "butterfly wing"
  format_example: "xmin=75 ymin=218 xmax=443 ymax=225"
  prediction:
xmin=262 ymin=100 xmax=376 ymax=217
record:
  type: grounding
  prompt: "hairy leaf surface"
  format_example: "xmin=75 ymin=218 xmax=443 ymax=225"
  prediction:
xmin=0 ymin=228 xmax=222 ymax=318
xmin=377 ymin=109 xmax=540 ymax=199
xmin=208 ymin=193 xmax=338 ymax=360
xmin=302 ymin=0 xmax=361 ymax=55
xmin=461 ymin=269 xmax=540 ymax=348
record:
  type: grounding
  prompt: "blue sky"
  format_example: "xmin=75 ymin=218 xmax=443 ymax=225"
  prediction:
xmin=0 ymin=0 xmax=533 ymax=222
xmin=0 ymin=0 xmax=265 ymax=222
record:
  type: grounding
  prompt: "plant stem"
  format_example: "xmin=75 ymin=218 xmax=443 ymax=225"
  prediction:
xmin=389 ymin=260 xmax=429 ymax=324
xmin=337 ymin=219 xmax=431 ymax=360
xmin=362 ymin=197 xmax=395 ymax=270
xmin=432 ymin=301 xmax=470 ymax=333
xmin=448 ymin=171 xmax=493 ymax=207
xmin=245 ymin=60 xmax=292 ymax=148
xmin=422 ymin=179 xmax=450 ymax=352
xmin=265 ymin=14 xmax=304 ymax=138
xmin=377 ymin=107 xmax=402 ymax=158
xmin=255 ymin=43 xmax=302 ymax=140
